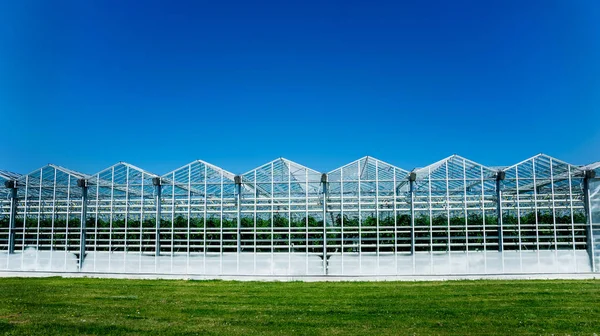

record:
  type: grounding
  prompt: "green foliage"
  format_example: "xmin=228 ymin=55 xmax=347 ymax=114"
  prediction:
xmin=4 ymin=209 xmax=589 ymax=253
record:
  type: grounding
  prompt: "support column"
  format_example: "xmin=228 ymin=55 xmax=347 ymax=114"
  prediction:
xmin=235 ymin=176 xmax=242 ymax=253
xmin=153 ymin=177 xmax=162 ymax=257
xmin=496 ymin=171 xmax=505 ymax=252
xmin=409 ymin=172 xmax=416 ymax=255
xmin=321 ymin=173 xmax=328 ymax=275
xmin=5 ymin=180 xmax=17 ymax=254
xmin=583 ymin=169 xmax=596 ymax=272
xmin=77 ymin=179 xmax=88 ymax=269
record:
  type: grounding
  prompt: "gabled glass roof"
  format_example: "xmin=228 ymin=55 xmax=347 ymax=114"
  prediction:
xmin=502 ymin=154 xmax=584 ymax=194
xmin=2 ymin=154 xmax=598 ymax=199
xmin=161 ymin=160 xmax=236 ymax=198
xmin=412 ymin=155 xmax=497 ymax=193
xmin=16 ymin=164 xmax=88 ymax=199
xmin=327 ymin=156 xmax=410 ymax=195
xmin=582 ymin=161 xmax=600 ymax=175
xmin=241 ymin=158 xmax=322 ymax=197
xmin=89 ymin=162 xmax=157 ymax=198
xmin=328 ymin=156 xmax=409 ymax=181
xmin=0 ymin=170 xmax=21 ymax=181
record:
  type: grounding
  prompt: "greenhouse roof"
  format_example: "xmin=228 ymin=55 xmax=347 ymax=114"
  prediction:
xmin=328 ymin=156 xmax=409 ymax=179
xmin=18 ymin=164 xmax=89 ymax=181
xmin=0 ymin=170 xmax=20 ymax=181
xmin=410 ymin=155 xmax=497 ymax=193
xmin=163 ymin=160 xmax=236 ymax=181
xmin=582 ymin=161 xmax=600 ymax=171
xmin=88 ymin=162 xmax=158 ymax=198
xmin=14 ymin=164 xmax=89 ymax=199
xmin=2 ymin=154 xmax=598 ymax=197
xmin=160 ymin=160 xmax=236 ymax=199
xmin=241 ymin=158 xmax=322 ymax=198
xmin=501 ymin=154 xmax=584 ymax=194
xmin=328 ymin=156 xmax=410 ymax=195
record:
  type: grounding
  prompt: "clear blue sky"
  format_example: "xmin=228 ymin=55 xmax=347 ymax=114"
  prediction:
xmin=1 ymin=0 xmax=599 ymax=175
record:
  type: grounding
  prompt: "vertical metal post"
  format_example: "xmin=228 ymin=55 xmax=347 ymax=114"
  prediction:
xmin=480 ymin=166 xmax=487 ymax=252
xmin=235 ymin=176 xmax=242 ymax=253
xmin=462 ymin=160 xmax=468 ymax=252
xmin=170 ymin=172 xmax=175 ymax=256
xmin=287 ymin=165 xmax=291 ymax=255
xmin=321 ymin=173 xmax=328 ymax=275
xmin=549 ymin=159 xmax=558 ymax=250
xmin=6 ymin=181 xmax=18 ymax=254
xmin=567 ymin=165 xmax=576 ymax=250
xmin=340 ymin=168 xmax=344 ymax=254
xmin=583 ymin=170 xmax=596 ymax=272
xmin=445 ymin=163 xmax=450 ymax=252
xmin=39 ymin=173 xmax=44 ymax=251
xmin=270 ymin=163 xmax=274 ymax=255
xmin=532 ymin=159 xmax=539 ymax=250
xmin=22 ymin=176 xmax=28 ymax=254
xmin=304 ymin=170 xmax=308 ymax=257
xmin=358 ymin=161 xmax=362 ymax=253
xmin=187 ymin=166 xmax=191 ymax=255
xmin=515 ymin=165 xmax=522 ymax=250
xmin=220 ymin=172 xmax=224 ymax=255
xmin=94 ymin=174 xmax=99 ymax=258
xmin=78 ymin=179 xmax=88 ymax=269
xmin=153 ymin=177 xmax=162 ymax=257
xmin=51 ymin=170 xmax=57 ymax=253
xmin=375 ymin=160 xmax=379 ymax=256
xmin=203 ymin=165 xmax=208 ymax=254
xmin=496 ymin=171 xmax=505 ymax=252
xmin=409 ymin=172 xmax=416 ymax=255
xmin=428 ymin=167 xmax=433 ymax=251
xmin=124 ymin=168 xmax=129 ymax=252
xmin=253 ymin=170 xmax=257 ymax=254
xmin=392 ymin=169 xmax=397 ymax=254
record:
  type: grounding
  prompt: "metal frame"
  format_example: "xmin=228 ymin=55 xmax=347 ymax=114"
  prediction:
xmin=0 ymin=154 xmax=597 ymax=275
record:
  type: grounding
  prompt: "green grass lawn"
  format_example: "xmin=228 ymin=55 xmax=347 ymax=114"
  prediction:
xmin=0 ymin=278 xmax=599 ymax=335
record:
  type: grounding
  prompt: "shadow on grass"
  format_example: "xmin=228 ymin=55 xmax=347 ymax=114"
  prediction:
xmin=0 ymin=320 xmax=15 ymax=333
xmin=21 ymin=323 xmax=138 ymax=335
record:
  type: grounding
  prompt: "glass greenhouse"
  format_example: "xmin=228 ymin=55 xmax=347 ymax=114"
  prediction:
xmin=1 ymin=154 xmax=599 ymax=277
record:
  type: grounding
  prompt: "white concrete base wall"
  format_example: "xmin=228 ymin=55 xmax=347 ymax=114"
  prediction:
xmin=0 ymin=248 xmax=593 ymax=278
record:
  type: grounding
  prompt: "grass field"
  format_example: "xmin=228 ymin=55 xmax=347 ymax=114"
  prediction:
xmin=0 ymin=278 xmax=599 ymax=335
